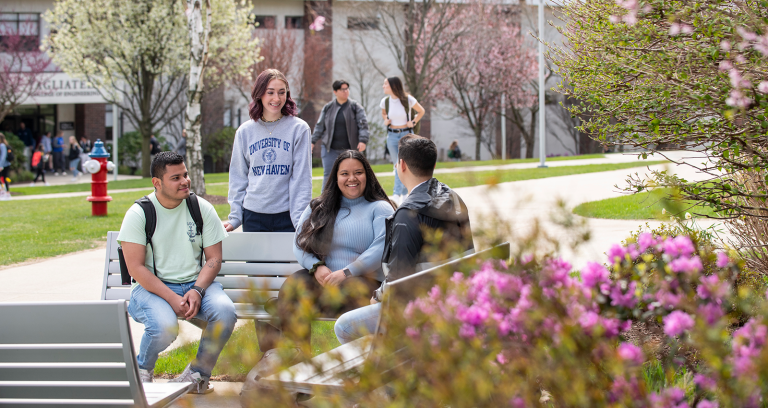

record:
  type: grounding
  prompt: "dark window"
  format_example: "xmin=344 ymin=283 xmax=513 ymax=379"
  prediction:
xmin=0 ymin=13 xmax=40 ymax=51
xmin=252 ymin=15 xmax=276 ymax=29
xmin=285 ymin=16 xmax=303 ymax=29
xmin=348 ymin=17 xmax=378 ymax=30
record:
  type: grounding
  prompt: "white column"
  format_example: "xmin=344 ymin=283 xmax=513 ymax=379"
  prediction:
xmin=538 ymin=1 xmax=547 ymax=168
xmin=501 ymin=93 xmax=506 ymax=161
xmin=112 ymin=104 xmax=119 ymax=181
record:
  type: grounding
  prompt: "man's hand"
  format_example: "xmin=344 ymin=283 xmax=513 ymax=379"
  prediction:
xmin=357 ymin=143 xmax=366 ymax=152
xmin=223 ymin=221 xmax=234 ymax=232
xmin=370 ymin=296 xmax=378 ymax=305
xmin=324 ymin=270 xmax=347 ymax=286
xmin=314 ymin=265 xmax=332 ymax=287
xmin=169 ymin=294 xmax=190 ymax=318
xmin=181 ymin=290 xmax=202 ymax=320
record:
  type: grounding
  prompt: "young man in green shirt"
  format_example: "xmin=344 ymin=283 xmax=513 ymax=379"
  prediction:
xmin=118 ymin=152 xmax=235 ymax=394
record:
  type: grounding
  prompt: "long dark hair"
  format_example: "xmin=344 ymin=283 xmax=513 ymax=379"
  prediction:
xmin=387 ymin=76 xmax=409 ymax=109
xmin=249 ymin=69 xmax=298 ymax=121
xmin=296 ymin=151 xmax=394 ymax=260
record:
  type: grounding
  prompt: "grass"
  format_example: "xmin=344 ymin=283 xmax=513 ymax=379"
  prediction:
xmin=7 ymin=154 xmax=605 ymax=196
xmin=0 ymin=160 xmax=663 ymax=267
xmin=154 ymin=321 xmax=339 ymax=377
xmin=572 ymin=188 xmax=719 ymax=220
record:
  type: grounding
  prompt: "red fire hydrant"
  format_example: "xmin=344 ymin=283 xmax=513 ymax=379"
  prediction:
xmin=83 ymin=139 xmax=114 ymax=216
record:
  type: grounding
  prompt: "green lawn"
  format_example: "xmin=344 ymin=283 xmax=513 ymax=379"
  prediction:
xmin=8 ymin=154 xmax=605 ymax=196
xmin=155 ymin=321 xmax=339 ymax=378
xmin=0 ymin=159 xmax=661 ymax=267
xmin=572 ymin=188 xmax=718 ymax=220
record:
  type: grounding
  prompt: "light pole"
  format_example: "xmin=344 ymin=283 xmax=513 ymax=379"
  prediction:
xmin=501 ymin=93 xmax=506 ymax=161
xmin=538 ymin=1 xmax=547 ymax=168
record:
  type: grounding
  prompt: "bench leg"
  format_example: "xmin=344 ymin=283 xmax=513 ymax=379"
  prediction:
xmin=255 ymin=320 xmax=281 ymax=352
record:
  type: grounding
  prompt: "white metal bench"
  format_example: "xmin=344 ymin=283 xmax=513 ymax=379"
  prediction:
xmin=101 ymin=231 xmax=335 ymax=321
xmin=0 ymin=300 xmax=193 ymax=408
xmin=260 ymin=242 xmax=511 ymax=400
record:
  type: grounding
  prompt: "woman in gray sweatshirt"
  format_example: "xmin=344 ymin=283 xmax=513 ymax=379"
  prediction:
xmin=225 ymin=69 xmax=312 ymax=233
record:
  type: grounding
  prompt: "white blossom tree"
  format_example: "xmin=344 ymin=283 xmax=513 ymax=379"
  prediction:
xmin=44 ymin=0 xmax=256 ymax=178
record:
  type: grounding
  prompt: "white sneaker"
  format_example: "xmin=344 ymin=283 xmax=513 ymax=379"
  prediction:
xmin=0 ymin=192 xmax=10 ymax=201
xmin=62 ymin=171 xmax=67 ymax=175
xmin=44 ymin=182 xmax=50 ymax=186
xmin=138 ymin=368 xmax=154 ymax=383
xmin=54 ymin=172 xmax=59 ymax=176
xmin=70 ymin=177 xmax=77 ymax=182
xmin=29 ymin=182 xmax=35 ymax=187
xmin=169 ymin=364 xmax=214 ymax=394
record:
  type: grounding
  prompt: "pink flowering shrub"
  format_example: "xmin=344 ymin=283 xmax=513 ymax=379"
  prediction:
xmin=387 ymin=234 xmax=768 ymax=406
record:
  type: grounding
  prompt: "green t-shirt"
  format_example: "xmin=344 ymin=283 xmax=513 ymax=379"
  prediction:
xmin=117 ymin=192 xmax=228 ymax=284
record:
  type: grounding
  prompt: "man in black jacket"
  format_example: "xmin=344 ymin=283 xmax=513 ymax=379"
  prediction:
xmin=333 ymin=134 xmax=474 ymax=344
xmin=311 ymin=80 xmax=370 ymax=190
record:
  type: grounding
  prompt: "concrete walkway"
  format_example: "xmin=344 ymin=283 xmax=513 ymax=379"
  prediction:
xmin=8 ymin=152 xmax=655 ymax=201
xmin=0 ymin=150 xmax=722 ymax=407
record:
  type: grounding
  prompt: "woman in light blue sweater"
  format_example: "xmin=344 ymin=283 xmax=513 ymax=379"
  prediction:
xmin=245 ymin=151 xmax=394 ymax=381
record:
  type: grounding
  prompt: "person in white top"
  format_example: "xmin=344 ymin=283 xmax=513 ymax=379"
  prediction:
xmin=380 ymin=77 xmax=425 ymax=205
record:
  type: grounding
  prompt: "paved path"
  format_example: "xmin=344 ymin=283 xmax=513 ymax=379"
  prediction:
xmin=8 ymin=152 xmax=654 ymax=201
xmin=0 ymin=150 xmax=722 ymax=407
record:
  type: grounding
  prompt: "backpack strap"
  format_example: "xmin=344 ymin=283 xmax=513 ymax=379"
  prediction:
xmin=186 ymin=193 xmax=205 ymax=268
xmin=385 ymin=96 xmax=390 ymax=119
xmin=132 ymin=196 xmax=158 ymax=280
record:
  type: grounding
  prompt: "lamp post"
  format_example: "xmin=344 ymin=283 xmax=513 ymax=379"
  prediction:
xmin=538 ymin=1 xmax=547 ymax=168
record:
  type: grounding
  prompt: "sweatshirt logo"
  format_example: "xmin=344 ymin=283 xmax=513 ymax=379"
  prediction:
xmin=186 ymin=222 xmax=197 ymax=242
xmin=262 ymin=148 xmax=277 ymax=164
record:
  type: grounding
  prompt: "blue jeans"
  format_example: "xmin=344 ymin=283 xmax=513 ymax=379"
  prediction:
xmin=69 ymin=158 xmax=80 ymax=177
xmin=128 ymin=281 xmax=237 ymax=377
xmin=386 ymin=131 xmax=408 ymax=196
xmin=334 ymin=303 xmax=382 ymax=344
xmin=321 ymin=145 xmax=343 ymax=192
xmin=242 ymin=209 xmax=295 ymax=232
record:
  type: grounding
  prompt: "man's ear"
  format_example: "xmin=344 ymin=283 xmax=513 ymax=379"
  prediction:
xmin=151 ymin=176 xmax=161 ymax=191
xmin=397 ymin=159 xmax=407 ymax=175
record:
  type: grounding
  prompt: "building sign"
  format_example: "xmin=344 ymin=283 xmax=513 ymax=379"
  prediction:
xmin=59 ymin=122 xmax=74 ymax=130
xmin=24 ymin=73 xmax=108 ymax=105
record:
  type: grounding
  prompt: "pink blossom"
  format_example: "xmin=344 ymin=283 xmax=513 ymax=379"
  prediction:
xmin=697 ymin=303 xmax=724 ymax=325
xmin=726 ymin=89 xmax=752 ymax=108
xmin=731 ymin=319 xmax=767 ymax=375
xmin=607 ymin=244 xmax=627 ymax=263
xmin=669 ymin=256 xmax=703 ymax=274
xmin=610 ymin=281 xmax=638 ymax=308
xmin=720 ymin=40 xmax=732 ymax=51
xmin=459 ymin=324 xmax=477 ymax=338
xmin=694 ymin=374 xmax=717 ymax=391
xmin=737 ymin=27 xmax=758 ymax=42
xmin=650 ymin=387 xmax=687 ymax=407
xmin=609 ymin=15 xmax=621 ymax=24
xmin=578 ymin=311 xmax=599 ymax=331
xmin=729 ymin=69 xmax=745 ymax=88
xmin=718 ymin=60 xmax=733 ymax=71
xmin=406 ymin=327 xmax=420 ymax=339
xmin=758 ymin=81 xmax=768 ymax=94
xmin=617 ymin=343 xmax=644 ymax=365
xmin=663 ymin=311 xmax=695 ymax=337
xmin=309 ymin=16 xmax=326 ymax=31
xmin=736 ymin=55 xmax=747 ymax=64
xmin=581 ymin=262 xmax=610 ymax=288
xmin=669 ymin=23 xmax=681 ymax=36
xmin=697 ymin=275 xmax=727 ymax=301
xmin=496 ymin=352 xmax=507 ymax=364
xmin=697 ymin=401 xmax=718 ymax=408
xmin=657 ymin=289 xmax=683 ymax=308
xmin=662 ymin=236 xmax=695 ymax=258
xmin=637 ymin=232 xmax=656 ymax=253
xmin=680 ymin=24 xmax=694 ymax=34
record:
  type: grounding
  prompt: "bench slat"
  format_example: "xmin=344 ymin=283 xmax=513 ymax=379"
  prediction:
xmin=107 ymin=262 xmax=301 ymax=277
xmin=0 ymin=366 xmax=130 ymax=382
xmin=0 ymin=383 xmax=133 ymax=400
xmin=221 ymin=232 xmax=297 ymax=262
xmin=0 ymin=398 xmax=135 ymax=407
xmin=0 ymin=348 xmax=125 ymax=363
xmin=106 ymin=274 xmax=292 ymax=289
xmin=0 ymin=304 xmax=123 ymax=344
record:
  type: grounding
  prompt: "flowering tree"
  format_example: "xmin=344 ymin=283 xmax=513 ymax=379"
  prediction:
xmin=548 ymin=0 xmax=768 ymax=219
xmin=0 ymin=28 xmax=53 ymax=124
xmin=232 ymin=28 xmax=301 ymax=106
xmin=433 ymin=4 xmax=537 ymax=160
xmin=44 ymin=0 xmax=255 ymax=178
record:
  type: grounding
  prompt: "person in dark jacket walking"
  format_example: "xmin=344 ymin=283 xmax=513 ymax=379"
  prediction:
xmin=311 ymin=80 xmax=370 ymax=190
xmin=333 ymin=134 xmax=474 ymax=344
xmin=68 ymin=136 xmax=83 ymax=181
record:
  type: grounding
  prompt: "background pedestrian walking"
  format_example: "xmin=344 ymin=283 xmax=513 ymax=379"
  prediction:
xmin=0 ymin=133 xmax=11 ymax=198
xmin=68 ymin=136 xmax=82 ymax=181
xmin=52 ymin=131 xmax=65 ymax=175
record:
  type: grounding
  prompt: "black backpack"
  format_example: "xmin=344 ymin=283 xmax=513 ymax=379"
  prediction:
xmin=118 ymin=193 xmax=204 ymax=285
xmin=384 ymin=96 xmax=421 ymax=135
xmin=5 ymin=146 xmax=14 ymax=164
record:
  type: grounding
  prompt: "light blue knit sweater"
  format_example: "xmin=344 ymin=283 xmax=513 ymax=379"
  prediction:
xmin=293 ymin=196 xmax=394 ymax=282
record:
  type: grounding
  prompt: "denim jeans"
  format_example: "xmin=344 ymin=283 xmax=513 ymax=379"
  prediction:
xmin=69 ymin=158 xmax=80 ymax=177
xmin=321 ymin=145 xmax=343 ymax=192
xmin=128 ymin=281 xmax=237 ymax=377
xmin=334 ymin=303 xmax=382 ymax=344
xmin=242 ymin=209 xmax=295 ymax=233
xmin=386 ymin=131 xmax=408 ymax=196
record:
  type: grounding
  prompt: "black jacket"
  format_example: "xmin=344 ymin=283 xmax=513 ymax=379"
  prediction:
xmin=311 ymin=99 xmax=369 ymax=149
xmin=68 ymin=143 xmax=82 ymax=161
xmin=374 ymin=178 xmax=474 ymax=300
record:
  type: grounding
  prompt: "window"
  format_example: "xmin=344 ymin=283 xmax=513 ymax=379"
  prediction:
xmin=252 ymin=15 xmax=276 ymax=29
xmin=285 ymin=16 xmax=303 ymax=29
xmin=223 ymin=107 xmax=232 ymax=128
xmin=347 ymin=17 xmax=378 ymax=30
xmin=0 ymin=13 xmax=40 ymax=51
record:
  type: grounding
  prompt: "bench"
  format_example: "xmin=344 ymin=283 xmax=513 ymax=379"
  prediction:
xmin=101 ymin=231 xmax=335 ymax=321
xmin=0 ymin=300 xmax=193 ymax=408
xmin=260 ymin=242 xmax=511 ymax=400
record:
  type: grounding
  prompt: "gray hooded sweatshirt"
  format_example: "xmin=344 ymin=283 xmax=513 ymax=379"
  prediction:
xmin=227 ymin=116 xmax=312 ymax=230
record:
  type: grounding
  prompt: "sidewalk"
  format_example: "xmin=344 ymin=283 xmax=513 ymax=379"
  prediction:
xmin=8 ymin=151 xmax=668 ymax=201
xmin=0 ymin=150 xmax=719 ymax=407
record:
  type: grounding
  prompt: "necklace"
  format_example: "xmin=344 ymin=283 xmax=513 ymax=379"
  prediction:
xmin=259 ymin=115 xmax=283 ymax=135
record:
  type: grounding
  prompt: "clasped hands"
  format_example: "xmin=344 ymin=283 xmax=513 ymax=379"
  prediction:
xmin=171 ymin=290 xmax=202 ymax=320
xmin=314 ymin=265 xmax=346 ymax=287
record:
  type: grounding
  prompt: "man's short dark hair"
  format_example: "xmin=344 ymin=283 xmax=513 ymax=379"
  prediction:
xmin=151 ymin=151 xmax=185 ymax=179
xmin=398 ymin=134 xmax=437 ymax=178
xmin=332 ymin=80 xmax=350 ymax=91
